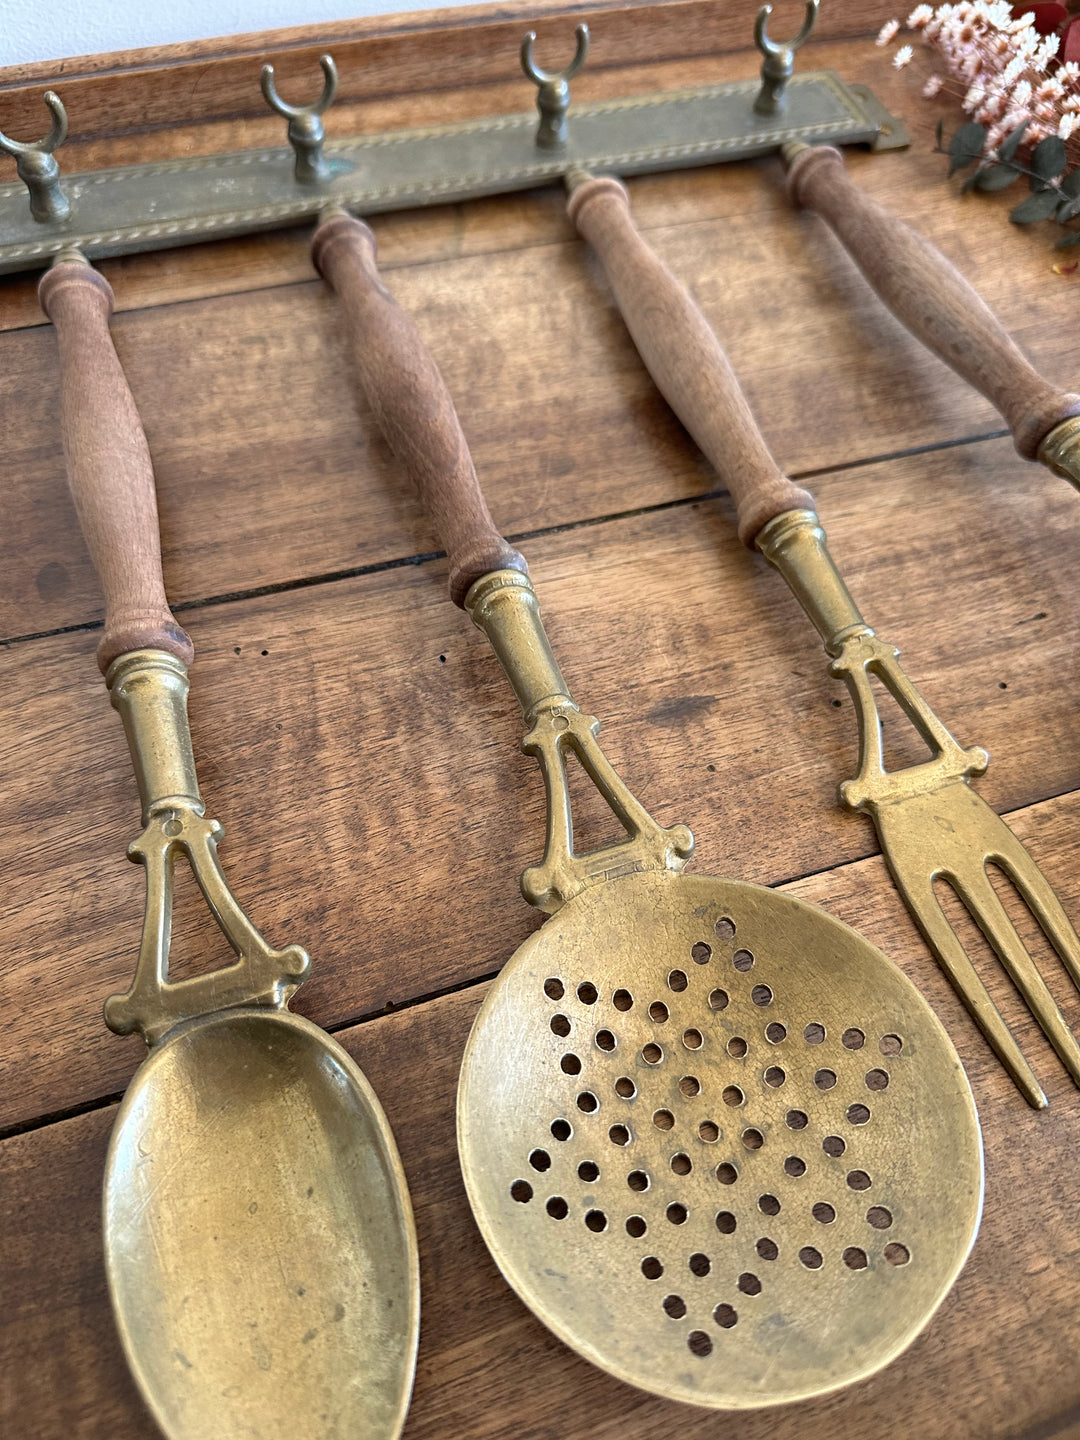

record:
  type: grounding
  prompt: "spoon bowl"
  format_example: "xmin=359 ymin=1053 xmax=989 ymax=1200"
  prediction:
xmin=106 ymin=1008 xmax=419 ymax=1440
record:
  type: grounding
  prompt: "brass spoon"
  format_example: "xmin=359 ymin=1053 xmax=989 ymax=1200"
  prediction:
xmin=312 ymin=210 xmax=982 ymax=1409
xmin=38 ymin=252 xmax=419 ymax=1440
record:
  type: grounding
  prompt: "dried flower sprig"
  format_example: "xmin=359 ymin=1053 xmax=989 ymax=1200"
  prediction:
xmin=880 ymin=2 xmax=1080 ymax=246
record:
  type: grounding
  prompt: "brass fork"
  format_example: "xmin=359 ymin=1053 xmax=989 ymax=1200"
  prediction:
xmin=567 ymin=170 xmax=1080 ymax=1107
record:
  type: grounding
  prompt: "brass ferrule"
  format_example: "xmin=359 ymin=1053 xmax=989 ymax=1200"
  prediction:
xmin=756 ymin=509 xmax=871 ymax=656
xmin=1037 ymin=414 xmax=1080 ymax=491
xmin=465 ymin=570 xmax=573 ymax=723
xmin=106 ymin=649 xmax=203 ymax=825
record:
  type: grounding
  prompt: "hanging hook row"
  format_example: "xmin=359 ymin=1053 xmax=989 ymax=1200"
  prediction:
xmin=520 ymin=23 xmax=590 ymax=150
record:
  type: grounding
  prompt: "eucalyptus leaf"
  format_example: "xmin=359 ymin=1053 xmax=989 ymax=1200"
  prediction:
xmin=1060 ymin=169 xmax=1080 ymax=198
xmin=1032 ymin=134 xmax=1067 ymax=180
xmin=948 ymin=122 xmax=986 ymax=175
xmin=1055 ymin=229 xmax=1080 ymax=248
xmin=1011 ymin=188 xmax=1061 ymax=222
xmin=975 ymin=163 xmax=1022 ymax=191
xmin=998 ymin=119 xmax=1031 ymax=163
xmin=960 ymin=171 xmax=982 ymax=194
xmin=1057 ymin=196 xmax=1080 ymax=223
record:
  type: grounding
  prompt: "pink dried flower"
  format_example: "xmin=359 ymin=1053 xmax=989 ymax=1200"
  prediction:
xmin=890 ymin=0 xmax=1080 ymax=176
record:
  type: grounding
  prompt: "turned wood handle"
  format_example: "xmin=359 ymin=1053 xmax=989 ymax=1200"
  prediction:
xmin=311 ymin=211 xmax=527 ymax=606
xmin=786 ymin=144 xmax=1080 ymax=459
xmin=567 ymin=175 xmax=815 ymax=546
xmin=38 ymin=258 xmax=193 ymax=674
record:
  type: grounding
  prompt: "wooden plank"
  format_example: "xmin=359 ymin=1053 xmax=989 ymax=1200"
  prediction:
xmin=4 ymin=791 xmax=1080 ymax=1440
xmin=2 ymin=433 xmax=1079 ymax=1127
xmin=0 ymin=0 xmax=874 ymax=143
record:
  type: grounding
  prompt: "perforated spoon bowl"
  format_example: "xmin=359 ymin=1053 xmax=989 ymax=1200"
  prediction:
xmin=39 ymin=252 xmax=419 ymax=1440
xmin=313 ymin=209 xmax=982 ymax=1408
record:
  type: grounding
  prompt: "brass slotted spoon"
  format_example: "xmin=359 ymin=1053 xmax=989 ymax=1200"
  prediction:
xmin=312 ymin=209 xmax=982 ymax=1408
xmin=39 ymin=252 xmax=419 ymax=1440
xmin=567 ymin=170 xmax=1080 ymax=1110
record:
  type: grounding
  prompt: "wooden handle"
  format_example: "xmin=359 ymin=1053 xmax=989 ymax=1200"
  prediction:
xmin=311 ymin=211 xmax=527 ymax=606
xmin=786 ymin=144 xmax=1080 ymax=459
xmin=567 ymin=175 xmax=815 ymax=546
xmin=37 ymin=258 xmax=193 ymax=674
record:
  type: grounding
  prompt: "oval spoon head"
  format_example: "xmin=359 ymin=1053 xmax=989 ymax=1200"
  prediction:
xmin=105 ymin=1008 xmax=419 ymax=1439
xmin=458 ymin=869 xmax=982 ymax=1408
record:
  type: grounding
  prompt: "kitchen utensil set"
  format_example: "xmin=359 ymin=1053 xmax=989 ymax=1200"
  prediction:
xmin=18 ymin=8 xmax=1080 ymax=1437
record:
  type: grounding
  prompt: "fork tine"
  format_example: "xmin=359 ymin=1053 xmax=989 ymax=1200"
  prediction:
xmin=954 ymin=861 xmax=1080 ymax=1094
xmin=989 ymin=821 xmax=1080 ymax=996
xmin=889 ymin=861 xmax=1047 ymax=1108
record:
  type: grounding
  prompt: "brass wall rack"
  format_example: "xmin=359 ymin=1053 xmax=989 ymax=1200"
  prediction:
xmin=0 ymin=1 xmax=906 ymax=276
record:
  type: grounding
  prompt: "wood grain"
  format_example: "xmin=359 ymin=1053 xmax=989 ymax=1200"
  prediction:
xmin=4 ymin=792 xmax=1080 ymax=1440
xmin=2 ymin=436 xmax=1079 ymax=1129
xmin=312 ymin=210 xmax=527 ymax=605
xmin=786 ymin=144 xmax=1080 ymax=459
xmin=3 ymin=4 xmax=1080 ymax=1435
xmin=38 ymin=260 xmax=193 ymax=671
xmin=568 ymin=172 xmax=815 ymax=545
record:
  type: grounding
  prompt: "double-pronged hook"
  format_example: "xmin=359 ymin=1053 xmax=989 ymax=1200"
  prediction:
xmin=261 ymin=53 xmax=339 ymax=183
xmin=753 ymin=0 xmax=818 ymax=115
xmin=521 ymin=23 xmax=589 ymax=150
xmin=0 ymin=89 xmax=70 ymax=222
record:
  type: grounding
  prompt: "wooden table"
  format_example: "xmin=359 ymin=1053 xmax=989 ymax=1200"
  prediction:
xmin=2 ymin=2 xmax=1079 ymax=1434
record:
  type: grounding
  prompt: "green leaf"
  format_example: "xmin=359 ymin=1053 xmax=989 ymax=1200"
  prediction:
xmin=998 ymin=119 xmax=1031 ymax=163
xmin=1010 ymin=188 xmax=1061 ymax=222
xmin=948 ymin=122 xmax=986 ymax=174
xmin=975 ymin=163 xmax=1022 ymax=191
xmin=1055 ymin=229 xmax=1080 ymax=248
xmin=1057 ymin=195 xmax=1080 ymax=223
xmin=1060 ymin=169 xmax=1080 ymax=198
xmin=1032 ymin=135 xmax=1067 ymax=180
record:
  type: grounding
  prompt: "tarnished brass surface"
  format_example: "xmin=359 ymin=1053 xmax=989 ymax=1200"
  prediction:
xmin=759 ymin=509 xmax=1080 ymax=1109
xmin=469 ymin=571 xmax=693 ymax=912
xmin=104 ymin=651 xmax=310 ymax=1044
xmin=459 ymin=869 xmax=982 ymax=1407
xmin=1038 ymin=413 xmax=1080 ymax=490
xmin=101 ymin=650 xmax=420 ymax=1438
xmin=106 ymin=1008 xmax=419 ymax=1440
xmin=0 ymin=71 xmax=905 ymax=275
xmin=458 ymin=570 xmax=981 ymax=1407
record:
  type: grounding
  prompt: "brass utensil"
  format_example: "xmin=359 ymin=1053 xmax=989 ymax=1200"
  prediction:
xmin=38 ymin=251 xmax=419 ymax=1440
xmin=567 ymin=171 xmax=1080 ymax=1110
xmin=312 ymin=209 xmax=982 ymax=1409
xmin=782 ymin=143 xmax=1080 ymax=490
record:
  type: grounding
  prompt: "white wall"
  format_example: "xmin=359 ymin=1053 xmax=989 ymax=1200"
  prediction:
xmin=0 ymin=0 xmax=468 ymax=68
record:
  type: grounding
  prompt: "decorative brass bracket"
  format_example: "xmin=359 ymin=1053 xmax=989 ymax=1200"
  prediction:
xmin=829 ymin=631 xmax=989 ymax=815
xmin=467 ymin=570 xmax=693 ymax=913
xmin=104 ymin=650 xmax=310 ymax=1046
xmin=757 ymin=509 xmax=989 ymax=818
